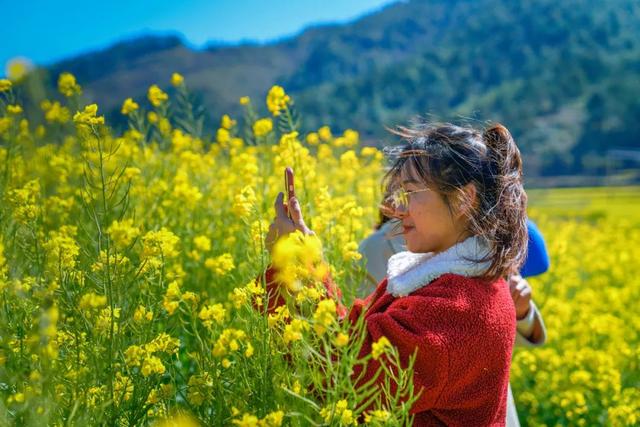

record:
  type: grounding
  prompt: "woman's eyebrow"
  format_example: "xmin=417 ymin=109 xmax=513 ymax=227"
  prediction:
xmin=402 ymin=179 xmax=421 ymax=185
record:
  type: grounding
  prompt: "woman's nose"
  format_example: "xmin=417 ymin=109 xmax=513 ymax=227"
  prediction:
xmin=394 ymin=204 xmax=409 ymax=218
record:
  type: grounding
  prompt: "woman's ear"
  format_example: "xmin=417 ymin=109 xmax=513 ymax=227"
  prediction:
xmin=454 ymin=183 xmax=478 ymax=219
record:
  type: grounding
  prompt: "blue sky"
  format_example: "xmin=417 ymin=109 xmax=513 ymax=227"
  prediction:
xmin=3 ymin=0 xmax=397 ymax=71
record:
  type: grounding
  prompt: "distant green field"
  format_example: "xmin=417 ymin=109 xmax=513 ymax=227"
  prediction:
xmin=527 ymin=186 xmax=640 ymax=223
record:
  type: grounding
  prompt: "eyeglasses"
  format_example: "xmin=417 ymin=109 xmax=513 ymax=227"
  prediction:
xmin=380 ymin=187 xmax=430 ymax=216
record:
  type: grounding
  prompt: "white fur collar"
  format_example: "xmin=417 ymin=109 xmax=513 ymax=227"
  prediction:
xmin=386 ymin=236 xmax=492 ymax=297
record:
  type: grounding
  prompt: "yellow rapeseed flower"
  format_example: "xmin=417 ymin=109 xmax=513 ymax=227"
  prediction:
xmin=141 ymin=355 xmax=165 ymax=377
xmin=198 ymin=303 xmax=226 ymax=328
xmin=364 ymin=410 xmax=391 ymax=423
xmin=261 ymin=411 xmax=284 ymax=427
xmin=108 ymin=218 xmax=140 ymax=247
xmin=320 ymin=399 xmax=356 ymax=425
xmin=133 ymin=306 xmax=153 ymax=323
xmin=158 ymin=117 xmax=172 ymax=136
xmin=244 ymin=343 xmax=254 ymax=358
xmin=58 ymin=72 xmax=82 ymax=97
xmin=6 ymin=180 xmax=40 ymax=225
xmin=371 ymin=336 xmax=392 ymax=360
xmin=152 ymin=413 xmax=200 ymax=427
xmin=79 ymin=292 xmax=107 ymax=310
xmin=193 ymin=235 xmax=211 ymax=252
xmin=0 ymin=79 xmax=12 ymax=92
xmin=342 ymin=241 xmax=362 ymax=261
xmin=212 ymin=328 xmax=247 ymax=357
xmin=271 ymin=231 xmax=327 ymax=293
xmin=232 ymin=186 xmax=257 ymax=218
xmin=7 ymin=105 xmax=22 ymax=115
xmin=121 ymin=98 xmax=139 ymax=115
xmin=252 ymin=118 xmax=273 ymax=137
xmin=318 ymin=125 xmax=332 ymax=142
xmin=232 ymin=413 xmax=259 ymax=427
xmin=142 ymin=227 xmax=180 ymax=258
xmin=217 ymin=128 xmax=231 ymax=145
xmin=6 ymin=57 xmax=32 ymax=81
xmin=313 ymin=299 xmax=337 ymax=335
xmin=360 ymin=146 xmax=379 ymax=157
xmin=221 ymin=114 xmax=236 ymax=130
xmin=343 ymin=129 xmax=359 ymax=147
xmin=334 ymin=332 xmax=349 ymax=347
xmin=73 ymin=104 xmax=104 ymax=126
xmin=239 ymin=96 xmax=250 ymax=105
xmin=41 ymin=100 xmax=71 ymax=124
xmin=283 ymin=318 xmax=308 ymax=344
xmin=266 ymin=85 xmax=290 ymax=116
xmin=163 ymin=281 xmax=182 ymax=315
xmin=146 ymin=332 xmax=180 ymax=354
xmin=43 ymin=227 xmax=80 ymax=271
xmin=205 ymin=253 xmax=235 ymax=276
xmin=147 ymin=84 xmax=169 ymax=107
xmin=279 ymin=131 xmax=298 ymax=147
xmin=306 ymin=132 xmax=320 ymax=146
xmin=0 ymin=117 xmax=12 ymax=135
xmin=170 ymin=72 xmax=184 ymax=87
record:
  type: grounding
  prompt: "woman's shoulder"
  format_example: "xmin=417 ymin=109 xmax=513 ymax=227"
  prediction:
xmin=409 ymin=273 xmax=505 ymax=294
xmin=407 ymin=273 xmax=513 ymax=314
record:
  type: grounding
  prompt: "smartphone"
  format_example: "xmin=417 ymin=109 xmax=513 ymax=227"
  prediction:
xmin=284 ymin=167 xmax=295 ymax=218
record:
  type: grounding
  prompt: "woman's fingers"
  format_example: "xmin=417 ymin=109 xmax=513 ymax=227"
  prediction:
xmin=274 ymin=192 xmax=289 ymax=220
xmin=288 ymin=197 xmax=305 ymax=227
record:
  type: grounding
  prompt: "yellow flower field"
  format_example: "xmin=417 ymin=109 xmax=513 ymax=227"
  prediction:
xmin=0 ymin=75 xmax=638 ymax=426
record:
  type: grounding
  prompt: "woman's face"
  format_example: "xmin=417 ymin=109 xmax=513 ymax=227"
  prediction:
xmin=393 ymin=164 xmax=471 ymax=254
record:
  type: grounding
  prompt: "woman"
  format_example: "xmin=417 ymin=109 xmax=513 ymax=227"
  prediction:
xmin=358 ymin=217 xmax=549 ymax=426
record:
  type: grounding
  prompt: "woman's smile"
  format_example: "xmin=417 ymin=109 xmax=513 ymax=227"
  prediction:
xmin=402 ymin=224 xmax=415 ymax=234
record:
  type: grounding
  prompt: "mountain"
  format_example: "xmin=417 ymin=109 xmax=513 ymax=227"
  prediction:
xmin=41 ymin=0 xmax=640 ymax=177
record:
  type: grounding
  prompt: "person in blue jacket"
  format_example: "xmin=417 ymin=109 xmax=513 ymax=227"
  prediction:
xmin=358 ymin=215 xmax=550 ymax=427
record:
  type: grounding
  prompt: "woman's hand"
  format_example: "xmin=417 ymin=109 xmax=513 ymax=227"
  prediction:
xmin=265 ymin=192 xmax=314 ymax=253
xmin=508 ymin=274 xmax=532 ymax=320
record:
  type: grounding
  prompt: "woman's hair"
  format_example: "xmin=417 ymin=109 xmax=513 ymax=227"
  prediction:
xmin=383 ymin=122 xmax=528 ymax=281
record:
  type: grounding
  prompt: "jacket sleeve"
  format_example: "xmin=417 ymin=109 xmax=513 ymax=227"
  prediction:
xmin=515 ymin=301 xmax=547 ymax=347
xmin=351 ymin=294 xmax=451 ymax=413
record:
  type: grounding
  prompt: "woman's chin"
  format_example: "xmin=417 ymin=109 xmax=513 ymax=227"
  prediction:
xmin=405 ymin=239 xmax=424 ymax=253
xmin=405 ymin=237 xmax=433 ymax=254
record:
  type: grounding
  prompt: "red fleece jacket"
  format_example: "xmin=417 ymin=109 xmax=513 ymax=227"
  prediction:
xmin=263 ymin=267 xmax=516 ymax=426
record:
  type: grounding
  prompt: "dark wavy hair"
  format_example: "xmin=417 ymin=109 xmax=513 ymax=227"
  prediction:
xmin=382 ymin=122 xmax=528 ymax=281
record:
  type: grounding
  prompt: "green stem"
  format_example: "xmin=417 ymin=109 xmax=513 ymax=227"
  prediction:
xmin=92 ymin=125 xmax=116 ymax=408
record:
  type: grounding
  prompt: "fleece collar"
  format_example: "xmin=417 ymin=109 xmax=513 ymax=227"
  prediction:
xmin=386 ymin=236 xmax=492 ymax=297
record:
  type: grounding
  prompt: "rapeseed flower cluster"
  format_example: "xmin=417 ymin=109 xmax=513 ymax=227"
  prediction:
xmin=41 ymin=100 xmax=71 ymax=123
xmin=270 ymin=231 xmax=327 ymax=293
xmin=148 ymin=84 xmax=169 ymax=107
xmin=125 ymin=333 xmax=180 ymax=377
xmin=320 ymin=399 xmax=357 ymax=425
xmin=58 ymin=72 xmax=82 ymax=97
xmin=142 ymin=227 xmax=180 ymax=258
xmin=253 ymin=118 xmax=273 ymax=137
xmin=312 ymin=298 xmax=337 ymax=335
xmin=73 ymin=104 xmax=104 ymax=126
xmin=121 ymin=97 xmax=139 ymax=115
xmin=266 ymin=85 xmax=290 ymax=116
xmin=6 ymin=179 xmax=40 ymax=224
xmin=204 ymin=253 xmax=235 ymax=276
xmin=371 ymin=336 xmax=392 ymax=360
